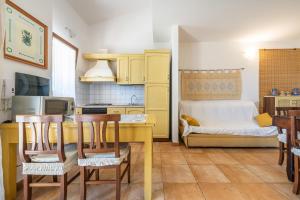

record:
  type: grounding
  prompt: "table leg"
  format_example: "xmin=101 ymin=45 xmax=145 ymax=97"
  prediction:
xmin=2 ymin=141 xmax=17 ymax=200
xmin=287 ymin=129 xmax=294 ymax=181
xmin=144 ymin=128 xmax=153 ymax=200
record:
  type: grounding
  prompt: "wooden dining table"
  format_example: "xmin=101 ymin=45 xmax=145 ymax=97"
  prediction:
xmin=273 ymin=115 xmax=300 ymax=181
xmin=0 ymin=114 xmax=155 ymax=200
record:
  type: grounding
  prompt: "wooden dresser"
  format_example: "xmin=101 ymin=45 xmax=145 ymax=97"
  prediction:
xmin=263 ymin=96 xmax=300 ymax=116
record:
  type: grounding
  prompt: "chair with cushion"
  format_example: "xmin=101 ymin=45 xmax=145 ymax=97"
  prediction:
xmin=75 ymin=114 xmax=131 ymax=200
xmin=289 ymin=110 xmax=300 ymax=194
xmin=16 ymin=115 xmax=78 ymax=200
xmin=276 ymin=107 xmax=300 ymax=165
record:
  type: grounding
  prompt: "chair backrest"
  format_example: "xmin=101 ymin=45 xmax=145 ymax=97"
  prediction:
xmin=288 ymin=110 xmax=300 ymax=147
xmin=276 ymin=107 xmax=300 ymax=116
xmin=16 ymin=115 xmax=65 ymax=163
xmin=75 ymin=114 xmax=121 ymax=159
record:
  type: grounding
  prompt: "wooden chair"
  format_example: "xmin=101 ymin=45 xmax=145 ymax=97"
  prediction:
xmin=289 ymin=110 xmax=300 ymax=194
xmin=75 ymin=114 xmax=131 ymax=200
xmin=16 ymin=115 xmax=78 ymax=200
xmin=276 ymin=107 xmax=300 ymax=165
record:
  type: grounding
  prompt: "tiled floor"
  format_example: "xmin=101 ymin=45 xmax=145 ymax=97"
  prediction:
xmin=16 ymin=142 xmax=300 ymax=200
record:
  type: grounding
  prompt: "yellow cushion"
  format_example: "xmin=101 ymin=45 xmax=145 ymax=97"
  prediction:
xmin=256 ymin=113 xmax=272 ymax=127
xmin=181 ymin=114 xmax=200 ymax=126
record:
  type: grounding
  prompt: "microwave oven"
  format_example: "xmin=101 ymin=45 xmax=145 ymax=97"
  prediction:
xmin=12 ymin=96 xmax=75 ymax=121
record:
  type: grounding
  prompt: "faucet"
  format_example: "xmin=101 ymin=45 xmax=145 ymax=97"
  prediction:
xmin=130 ymin=95 xmax=137 ymax=105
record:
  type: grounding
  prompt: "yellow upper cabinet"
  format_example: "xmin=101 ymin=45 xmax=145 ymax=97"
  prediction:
xmin=117 ymin=56 xmax=129 ymax=84
xmin=117 ymin=54 xmax=144 ymax=85
xmin=129 ymin=55 xmax=145 ymax=84
xmin=145 ymin=50 xmax=171 ymax=84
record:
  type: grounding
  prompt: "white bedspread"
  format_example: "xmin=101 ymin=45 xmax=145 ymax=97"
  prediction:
xmin=180 ymin=100 xmax=278 ymax=137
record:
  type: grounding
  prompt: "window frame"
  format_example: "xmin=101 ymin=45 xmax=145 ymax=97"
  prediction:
xmin=52 ymin=32 xmax=79 ymax=66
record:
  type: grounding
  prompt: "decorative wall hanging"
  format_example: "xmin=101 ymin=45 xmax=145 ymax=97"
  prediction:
xmin=181 ymin=69 xmax=242 ymax=100
xmin=4 ymin=0 xmax=48 ymax=69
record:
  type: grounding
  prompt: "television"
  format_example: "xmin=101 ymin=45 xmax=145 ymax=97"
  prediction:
xmin=15 ymin=73 xmax=50 ymax=96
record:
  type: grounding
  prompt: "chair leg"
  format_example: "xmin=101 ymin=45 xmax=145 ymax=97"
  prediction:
xmin=53 ymin=175 xmax=58 ymax=182
xmin=59 ymin=174 xmax=67 ymax=200
xmin=127 ymin=146 xmax=131 ymax=184
xmin=293 ymin=156 xmax=300 ymax=194
xmin=116 ymin=165 xmax=121 ymax=200
xmin=95 ymin=169 xmax=99 ymax=180
xmin=23 ymin=175 xmax=32 ymax=200
xmin=278 ymin=142 xmax=285 ymax=165
xmin=80 ymin=167 xmax=86 ymax=200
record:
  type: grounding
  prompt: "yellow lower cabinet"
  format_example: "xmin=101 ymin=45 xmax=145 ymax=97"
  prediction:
xmin=146 ymin=110 xmax=169 ymax=138
xmin=126 ymin=107 xmax=145 ymax=114
xmin=107 ymin=107 xmax=126 ymax=114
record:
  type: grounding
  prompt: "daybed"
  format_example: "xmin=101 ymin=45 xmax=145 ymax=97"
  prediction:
xmin=179 ymin=100 xmax=278 ymax=147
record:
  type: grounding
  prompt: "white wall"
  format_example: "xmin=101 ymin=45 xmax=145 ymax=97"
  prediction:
xmin=52 ymin=0 xmax=90 ymax=105
xmin=0 ymin=0 xmax=53 ymax=123
xmin=171 ymin=25 xmax=179 ymax=143
xmin=88 ymin=8 xmax=170 ymax=53
xmin=179 ymin=40 xmax=300 ymax=103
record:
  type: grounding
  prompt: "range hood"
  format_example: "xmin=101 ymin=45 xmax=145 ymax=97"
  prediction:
xmin=80 ymin=60 xmax=116 ymax=82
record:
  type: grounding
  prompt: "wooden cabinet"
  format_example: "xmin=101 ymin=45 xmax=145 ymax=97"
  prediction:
xmin=117 ymin=54 xmax=144 ymax=85
xmin=107 ymin=107 xmax=126 ymax=114
xmin=129 ymin=55 xmax=145 ymax=84
xmin=126 ymin=107 xmax=144 ymax=114
xmin=263 ymin=96 xmax=300 ymax=116
xmin=117 ymin=56 xmax=129 ymax=84
xmin=145 ymin=51 xmax=170 ymax=84
xmin=144 ymin=50 xmax=171 ymax=139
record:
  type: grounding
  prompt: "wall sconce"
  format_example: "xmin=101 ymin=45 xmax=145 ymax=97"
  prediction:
xmin=65 ymin=27 xmax=76 ymax=38
xmin=243 ymin=47 xmax=257 ymax=60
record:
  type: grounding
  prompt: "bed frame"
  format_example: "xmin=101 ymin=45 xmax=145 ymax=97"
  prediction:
xmin=179 ymin=125 xmax=278 ymax=148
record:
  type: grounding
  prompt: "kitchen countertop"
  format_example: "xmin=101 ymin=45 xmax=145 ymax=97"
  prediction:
xmin=77 ymin=104 xmax=145 ymax=108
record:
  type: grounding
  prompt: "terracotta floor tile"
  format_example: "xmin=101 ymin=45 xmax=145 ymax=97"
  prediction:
xmin=162 ymin=165 xmax=196 ymax=183
xmin=217 ymin=164 xmax=263 ymax=183
xmin=245 ymin=165 xmax=289 ymax=183
xmin=159 ymin=143 xmax=182 ymax=152
xmin=161 ymin=152 xmax=187 ymax=165
xmin=190 ymin=165 xmax=230 ymax=183
xmin=235 ymin=183 xmax=290 ymax=200
xmin=153 ymin=142 xmax=161 ymax=153
xmin=164 ymin=183 xmax=205 ymax=200
xmin=199 ymin=183 xmax=248 ymax=200
xmin=123 ymin=183 xmax=164 ymax=200
xmin=248 ymin=152 xmax=279 ymax=165
xmin=130 ymin=142 xmax=144 ymax=153
xmin=207 ymin=152 xmax=239 ymax=165
xmin=180 ymin=146 xmax=204 ymax=153
xmin=132 ymin=164 xmax=162 ymax=183
xmin=184 ymin=153 xmax=213 ymax=165
xmin=153 ymin=152 xmax=162 ymax=167
xmin=271 ymin=183 xmax=300 ymax=200
xmin=226 ymin=152 xmax=267 ymax=165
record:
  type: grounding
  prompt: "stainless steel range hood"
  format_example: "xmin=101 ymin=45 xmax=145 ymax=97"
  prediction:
xmin=80 ymin=60 xmax=116 ymax=82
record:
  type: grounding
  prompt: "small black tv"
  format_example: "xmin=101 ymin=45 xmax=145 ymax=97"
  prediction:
xmin=15 ymin=73 xmax=50 ymax=96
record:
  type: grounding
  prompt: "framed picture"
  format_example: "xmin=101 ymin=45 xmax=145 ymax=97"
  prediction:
xmin=4 ymin=0 xmax=48 ymax=69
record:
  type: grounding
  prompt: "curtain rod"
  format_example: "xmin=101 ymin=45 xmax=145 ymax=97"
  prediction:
xmin=179 ymin=67 xmax=245 ymax=72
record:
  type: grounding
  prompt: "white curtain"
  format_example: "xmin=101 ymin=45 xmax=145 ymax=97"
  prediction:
xmin=52 ymin=37 xmax=76 ymax=98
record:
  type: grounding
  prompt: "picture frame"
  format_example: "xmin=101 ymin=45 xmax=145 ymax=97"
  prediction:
xmin=4 ymin=0 xmax=48 ymax=69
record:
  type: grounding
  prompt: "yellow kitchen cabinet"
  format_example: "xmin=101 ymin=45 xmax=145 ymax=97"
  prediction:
xmin=117 ymin=56 xmax=129 ymax=84
xmin=145 ymin=50 xmax=170 ymax=84
xmin=117 ymin=54 xmax=145 ymax=85
xmin=145 ymin=84 xmax=169 ymax=138
xmin=75 ymin=107 xmax=82 ymax=115
xmin=129 ymin=55 xmax=145 ymax=84
xmin=107 ymin=107 xmax=126 ymax=114
xmin=126 ymin=107 xmax=145 ymax=114
xmin=144 ymin=50 xmax=170 ymax=139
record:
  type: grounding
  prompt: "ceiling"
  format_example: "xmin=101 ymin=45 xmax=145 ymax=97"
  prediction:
xmin=66 ymin=0 xmax=151 ymax=24
xmin=67 ymin=0 xmax=300 ymax=42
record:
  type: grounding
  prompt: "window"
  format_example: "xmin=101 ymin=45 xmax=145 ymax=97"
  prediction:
xmin=52 ymin=33 xmax=78 ymax=98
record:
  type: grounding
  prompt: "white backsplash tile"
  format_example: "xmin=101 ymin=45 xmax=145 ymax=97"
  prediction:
xmin=77 ymin=82 xmax=144 ymax=105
